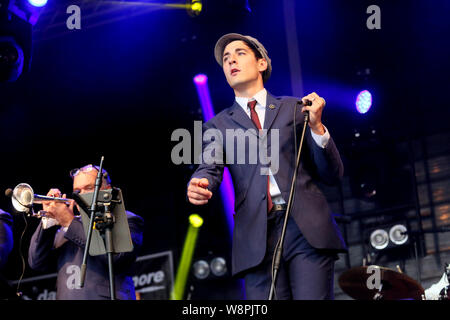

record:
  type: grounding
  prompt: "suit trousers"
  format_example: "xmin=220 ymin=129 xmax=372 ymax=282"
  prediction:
xmin=244 ymin=210 xmax=337 ymax=300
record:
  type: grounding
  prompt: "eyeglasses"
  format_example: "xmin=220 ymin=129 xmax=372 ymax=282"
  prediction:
xmin=69 ymin=164 xmax=111 ymax=184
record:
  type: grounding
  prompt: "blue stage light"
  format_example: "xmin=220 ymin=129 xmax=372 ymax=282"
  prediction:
xmin=355 ymin=90 xmax=372 ymax=114
xmin=28 ymin=0 xmax=47 ymax=7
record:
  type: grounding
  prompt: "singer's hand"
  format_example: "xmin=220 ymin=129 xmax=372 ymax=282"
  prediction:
xmin=42 ymin=188 xmax=75 ymax=227
xmin=187 ymin=178 xmax=212 ymax=205
xmin=301 ymin=92 xmax=326 ymax=135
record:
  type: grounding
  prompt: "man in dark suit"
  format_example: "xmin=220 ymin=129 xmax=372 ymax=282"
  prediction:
xmin=28 ymin=164 xmax=144 ymax=300
xmin=187 ymin=33 xmax=347 ymax=299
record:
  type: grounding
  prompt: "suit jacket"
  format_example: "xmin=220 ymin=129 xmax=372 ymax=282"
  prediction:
xmin=28 ymin=211 xmax=144 ymax=300
xmin=190 ymin=93 xmax=347 ymax=277
xmin=0 ymin=209 xmax=13 ymax=270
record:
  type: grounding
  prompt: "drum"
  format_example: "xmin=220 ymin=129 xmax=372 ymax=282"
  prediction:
xmin=338 ymin=265 xmax=424 ymax=300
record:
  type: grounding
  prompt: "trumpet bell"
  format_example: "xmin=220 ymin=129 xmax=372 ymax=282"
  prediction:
xmin=12 ymin=183 xmax=34 ymax=213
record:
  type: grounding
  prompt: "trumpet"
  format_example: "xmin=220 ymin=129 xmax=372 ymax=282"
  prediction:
xmin=6 ymin=183 xmax=72 ymax=217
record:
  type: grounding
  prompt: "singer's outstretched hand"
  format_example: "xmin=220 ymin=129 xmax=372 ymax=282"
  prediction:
xmin=187 ymin=178 xmax=212 ymax=205
xmin=301 ymin=92 xmax=326 ymax=135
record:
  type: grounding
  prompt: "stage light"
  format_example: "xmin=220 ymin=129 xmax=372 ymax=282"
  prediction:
xmin=28 ymin=0 xmax=48 ymax=7
xmin=355 ymin=90 xmax=372 ymax=114
xmin=389 ymin=224 xmax=408 ymax=246
xmin=192 ymin=256 xmax=228 ymax=280
xmin=186 ymin=0 xmax=202 ymax=17
xmin=369 ymin=223 xmax=410 ymax=251
xmin=193 ymin=260 xmax=210 ymax=279
xmin=0 ymin=0 xmax=47 ymax=82
xmin=370 ymin=229 xmax=389 ymax=250
xmin=193 ymin=73 xmax=207 ymax=85
xmin=210 ymin=257 xmax=227 ymax=277
xmin=0 ymin=37 xmax=24 ymax=82
xmin=189 ymin=213 xmax=203 ymax=228
xmin=191 ymin=0 xmax=202 ymax=14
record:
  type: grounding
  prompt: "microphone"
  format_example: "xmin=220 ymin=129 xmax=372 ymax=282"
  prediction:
xmin=300 ymin=99 xmax=312 ymax=106
xmin=4 ymin=188 xmax=29 ymax=206
xmin=5 ymin=187 xmax=33 ymax=213
xmin=296 ymin=99 xmax=312 ymax=122
xmin=5 ymin=188 xmax=13 ymax=198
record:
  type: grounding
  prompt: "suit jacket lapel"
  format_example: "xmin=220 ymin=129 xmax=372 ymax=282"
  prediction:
xmin=263 ymin=92 xmax=281 ymax=132
xmin=227 ymin=92 xmax=281 ymax=137
xmin=54 ymin=228 xmax=68 ymax=249
xmin=228 ymin=101 xmax=259 ymax=137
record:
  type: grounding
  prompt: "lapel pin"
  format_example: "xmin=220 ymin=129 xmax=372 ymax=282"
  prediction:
xmin=268 ymin=104 xmax=276 ymax=110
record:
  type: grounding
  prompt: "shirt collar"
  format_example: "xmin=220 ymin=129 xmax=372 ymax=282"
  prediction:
xmin=235 ymin=88 xmax=267 ymax=112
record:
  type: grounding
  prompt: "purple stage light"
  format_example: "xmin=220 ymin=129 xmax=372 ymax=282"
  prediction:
xmin=193 ymin=74 xmax=235 ymax=237
xmin=355 ymin=90 xmax=372 ymax=114
xmin=193 ymin=74 xmax=207 ymax=85
xmin=193 ymin=74 xmax=215 ymax=122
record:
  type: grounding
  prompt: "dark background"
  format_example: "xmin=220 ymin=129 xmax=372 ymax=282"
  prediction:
xmin=1 ymin=0 xmax=449 ymax=299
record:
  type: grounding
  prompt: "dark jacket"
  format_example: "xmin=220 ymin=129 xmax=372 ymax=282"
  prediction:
xmin=28 ymin=211 xmax=144 ymax=299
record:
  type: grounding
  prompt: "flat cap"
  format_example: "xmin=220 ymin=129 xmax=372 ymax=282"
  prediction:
xmin=214 ymin=33 xmax=272 ymax=82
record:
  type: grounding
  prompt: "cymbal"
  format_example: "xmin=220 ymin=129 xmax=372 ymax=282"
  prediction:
xmin=338 ymin=265 xmax=424 ymax=300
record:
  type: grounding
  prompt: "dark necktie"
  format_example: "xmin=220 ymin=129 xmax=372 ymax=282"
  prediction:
xmin=248 ymin=100 xmax=273 ymax=213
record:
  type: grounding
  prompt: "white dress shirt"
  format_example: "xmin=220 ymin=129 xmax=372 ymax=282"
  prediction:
xmin=42 ymin=216 xmax=69 ymax=232
xmin=235 ymin=88 xmax=331 ymax=204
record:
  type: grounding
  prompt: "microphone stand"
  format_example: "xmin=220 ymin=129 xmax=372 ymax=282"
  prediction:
xmin=94 ymin=202 xmax=116 ymax=299
xmin=78 ymin=156 xmax=117 ymax=299
xmin=268 ymin=100 xmax=311 ymax=300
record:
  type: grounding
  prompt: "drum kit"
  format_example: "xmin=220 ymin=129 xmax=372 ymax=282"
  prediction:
xmin=338 ymin=263 xmax=450 ymax=300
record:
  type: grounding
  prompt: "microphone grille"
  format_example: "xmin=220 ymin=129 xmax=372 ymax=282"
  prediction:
xmin=5 ymin=188 xmax=13 ymax=198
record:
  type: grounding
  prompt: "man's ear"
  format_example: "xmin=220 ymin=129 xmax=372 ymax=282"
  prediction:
xmin=258 ymin=58 xmax=268 ymax=73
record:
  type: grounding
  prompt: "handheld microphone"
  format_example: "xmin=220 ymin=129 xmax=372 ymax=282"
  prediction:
xmin=296 ymin=99 xmax=312 ymax=122
xmin=300 ymin=99 xmax=312 ymax=106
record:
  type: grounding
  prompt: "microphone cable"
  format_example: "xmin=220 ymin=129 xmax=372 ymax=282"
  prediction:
xmin=16 ymin=212 xmax=28 ymax=296
xmin=5 ymin=188 xmax=32 ymax=297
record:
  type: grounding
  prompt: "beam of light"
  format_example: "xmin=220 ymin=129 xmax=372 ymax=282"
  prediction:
xmin=101 ymin=0 xmax=202 ymax=15
xmin=193 ymin=74 xmax=215 ymax=121
xmin=355 ymin=90 xmax=373 ymax=114
xmin=193 ymin=74 xmax=235 ymax=239
xmin=102 ymin=2 xmax=186 ymax=8
xmin=171 ymin=214 xmax=203 ymax=300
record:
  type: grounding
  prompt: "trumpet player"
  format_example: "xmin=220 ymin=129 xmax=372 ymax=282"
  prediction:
xmin=27 ymin=164 xmax=144 ymax=300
